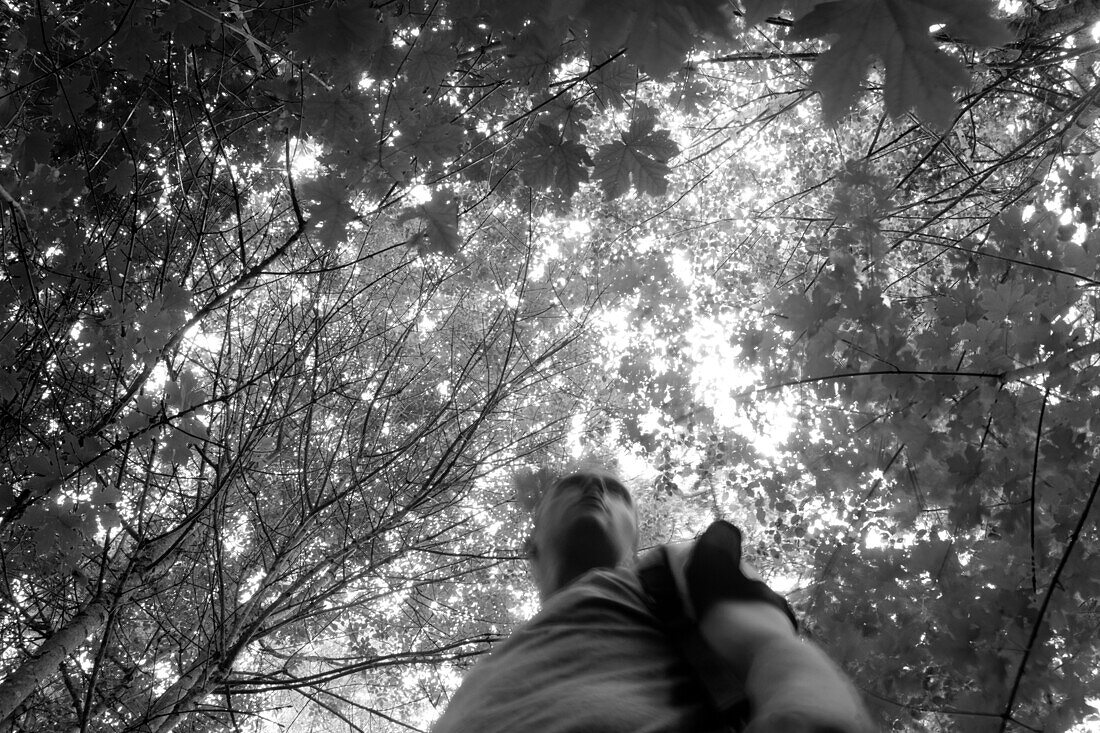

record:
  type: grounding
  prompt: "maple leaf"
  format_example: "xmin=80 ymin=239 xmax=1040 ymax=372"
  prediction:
xmin=580 ymin=0 xmax=633 ymax=63
xmin=670 ymin=67 xmax=714 ymax=113
xmin=129 ymin=105 xmax=161 ymax=144
xmin=624 ymin=2 xmax=698 ymax=78
xmin=53 ymin=74 xmax=95 ymax=126
xmin=19 ymin=14 xmax=55 ymax=56
xmin=679 ymin=0 xmax=734 ymax=33
xmin=1058 ymin=240 xmax=1095 ymax=276
xmin=105 ymin=158 xmax=136 ymax=196
xmin=164 ymin=371 xmax=208 ymax=413
xmin=302 ymin=88 xmax=367 ymax=148
xmin=517 ymin=124 xmax=593 ymax=199
xmin=593 ymin=113 xmax=679 ymax=199
xmin=379 ymin=147 xmax=416 ymax=187
xmin=948 ymin=484 xmax=983 ymax=529
xmin=505 ymin=21 xmax=563 ymax=86
xmin=79 ymin=4 xmax=115 ymax=49
xmin=790 ymin=0 xmax=1009 ymax=127
xmin=404 ymin=32 xmax=456 ymax=91
xmin=299 ymin=176 xmax=357 ymax=249
xmin=113 ymin=20 xmax=159 ymax=77
xmin=581 ymin=0 xmax=732 ymax=78
xmin=537 ymin=96 xmax=594 ymax=138
xmin=397 ymin=105 xmax=464 ymax=168
xmin=584 ymin=58 xmax=640 ymax=108
xmin=161 ymin=424 xmax=195 ymax=466
xmin=21 ymin=163 xmax=83 ymax=211
xmin=288 ymin=2 xmax=387 ymax=64
xmin=156 ymin=3 xmax=210 ymax=47
xmin=778 ymin=286 xmax=839 ymax=336
xmin=404 ymin=189 xmax=461 ymax=256
xmin=978 ymin=281 xmax=1031 ymax=324
xmin=18 ymin=130 xmax=53 ymax=173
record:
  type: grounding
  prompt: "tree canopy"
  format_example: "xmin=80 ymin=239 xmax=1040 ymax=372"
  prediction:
xmin=0 ymin=0 xmax=1098 ymax=731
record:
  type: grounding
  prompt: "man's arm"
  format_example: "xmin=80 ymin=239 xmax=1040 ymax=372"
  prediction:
xmin=698 ymin=600 xmax=874 ymax=733
xmin=671 ymin=521 xmax=874 ymax=733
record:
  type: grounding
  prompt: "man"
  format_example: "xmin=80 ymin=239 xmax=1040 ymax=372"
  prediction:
xmin=433 ymin=471 xmax=874 ymax=732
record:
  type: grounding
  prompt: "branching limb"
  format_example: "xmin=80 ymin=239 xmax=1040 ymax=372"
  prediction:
xmin=999 ymin=462 xmax=1100 ymax=732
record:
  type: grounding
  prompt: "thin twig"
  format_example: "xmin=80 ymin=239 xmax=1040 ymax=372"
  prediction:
xmin=999 ymin=463 xmax=1100 ymax=732
xmin=1029 ymin=388 xmax=1049 ymax=594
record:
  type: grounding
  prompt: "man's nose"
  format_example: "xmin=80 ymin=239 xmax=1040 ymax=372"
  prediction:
xmin=580 ymin=484 xmax=604 ymax=501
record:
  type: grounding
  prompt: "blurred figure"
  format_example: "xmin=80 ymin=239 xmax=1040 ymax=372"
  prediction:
xmin=433 ymin=470 xmax=874 ymax=733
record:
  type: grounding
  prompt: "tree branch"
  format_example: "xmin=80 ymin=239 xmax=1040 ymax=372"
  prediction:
xmin=1029 ymin=389 xmax=1049 ymax=594
xmin=1003 ymin=338 xmax=1100 ymax=383
xmin=998 ymin=461 xmax=1100 ymax=732
xmin=738 ymin=369 xmax=1003 ymax=400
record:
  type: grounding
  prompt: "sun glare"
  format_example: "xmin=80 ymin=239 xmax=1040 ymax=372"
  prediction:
xmin=288 ymin=137 xmax=320 ymax=177
xmin=181 ymin=322 xmax=224 ymax=354
xmin=683 ymin=317 xmax=796 ymax=457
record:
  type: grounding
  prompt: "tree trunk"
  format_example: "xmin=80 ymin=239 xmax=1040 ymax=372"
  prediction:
xmin=136 ymin=662 xmax=212 ymax=733
xmin=0 ymin=527 xmax=190 ymax=726
xmin=0 ymin=595 xmax=110 ymax=723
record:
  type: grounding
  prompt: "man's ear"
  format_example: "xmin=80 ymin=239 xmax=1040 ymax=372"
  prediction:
xmin=528 ymin=553 xmax=555 ymax=602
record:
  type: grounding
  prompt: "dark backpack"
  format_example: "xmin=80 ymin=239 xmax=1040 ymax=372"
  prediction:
xmin=636 ymin=521 xmax=798 ymax=732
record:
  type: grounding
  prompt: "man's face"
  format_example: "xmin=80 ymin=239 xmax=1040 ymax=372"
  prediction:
xmin=528 ymin=474 xmax=638 ymax=600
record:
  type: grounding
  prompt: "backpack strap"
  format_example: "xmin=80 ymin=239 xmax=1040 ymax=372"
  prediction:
xmin=688 ymin=521 xmax=799 ymax=631
xmin=636 ymin=522 xmax=800 ymax=731
xmin=637 ymin=544 xmax=751 ymax=731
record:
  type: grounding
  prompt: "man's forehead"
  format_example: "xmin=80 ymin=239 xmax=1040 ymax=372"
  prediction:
xmin=537 ymin=472 xmax=633 ymax=508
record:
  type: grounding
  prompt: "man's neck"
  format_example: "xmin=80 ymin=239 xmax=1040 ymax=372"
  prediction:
xmin=550 ymin=519 xmax=627 ymax=593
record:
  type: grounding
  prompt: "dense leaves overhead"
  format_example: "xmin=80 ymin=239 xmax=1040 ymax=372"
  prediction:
xmin=791 ymin=0 xmax=1011 ymax=126
xmin=593 ymin=109 xmax=681 ymax=199
xmin=0 ymin=0 xmax=1098 ymax=732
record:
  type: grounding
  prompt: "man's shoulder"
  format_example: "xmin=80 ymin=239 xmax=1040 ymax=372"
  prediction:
xmin=636 ymin=539 xmax=694 ymax=568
